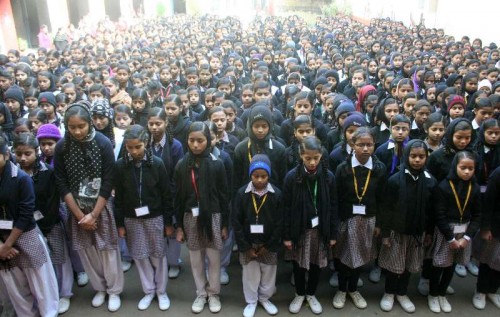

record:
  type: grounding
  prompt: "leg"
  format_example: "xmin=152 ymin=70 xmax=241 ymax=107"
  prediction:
xmin=488 ymin=266 xmax=500 ymax=293
xmin=292 ymin=261 xmax=307 ymax=296
xmin=77 ymin=247 xmax=106 ymax=292
xmin=429 ymin=266 xmax=443 ymax=297
xmin=438 ymin=265 xmax=455 ymax=296
xmin=54 ymin=243 xmax=74 ymax=298
xmin=24 ymin=261 xmax=60 ymax=317
xmin=421 ymin=258 xmax=432 ymax=279
xmin=205 ymin=248 xmax=221 ymax=296
xmin=385 ymin=271 xmax=398 ymax=295
xmin=348 ymin=267 xmax=362 ymax=293
xmin=189 ymin=249 xmax=208 ymax=297
xmin=397 ymin=271 xmax=411 ymax=296
xmin=242 ymin=261 xmax=260 ymax=304
xmin=336 ymin=260 xmax=350 ymax=293
xmin=0 ymin=267 xmax=38 ymax=317
xmin=258 ymin=263 xmax=277 ymax=302
xmin=150 ymin=256 xmax=168 ymax=295
xmin=305 ymin=263 xmax=321 ymax=295
xmin=98 ymin=249 xmax=124 ymax=295
xmin=135 ymin=258 xmax=157 ymax=295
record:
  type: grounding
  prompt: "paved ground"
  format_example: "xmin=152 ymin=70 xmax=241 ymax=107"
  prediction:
xmin=2 ymin=247 xmax=499 ymax=316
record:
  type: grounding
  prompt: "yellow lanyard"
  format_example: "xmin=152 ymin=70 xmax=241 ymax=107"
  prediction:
xmin=247 ymin=140 xmax=252 ymax=162
xmin=352 ymin=167 xmax=371 ymax=204
xmin=252 ymin=193 xmax=267 ymax=222
xmin=449 ymin=180 xmax=472 ymax=223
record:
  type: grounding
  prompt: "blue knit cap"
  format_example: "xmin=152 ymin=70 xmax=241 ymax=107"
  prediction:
xmin=249 ymin=154 xmax=271 ymax=177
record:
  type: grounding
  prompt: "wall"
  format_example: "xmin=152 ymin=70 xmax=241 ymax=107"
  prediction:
xmin=0 ymin=0 xmax=18 ymax=51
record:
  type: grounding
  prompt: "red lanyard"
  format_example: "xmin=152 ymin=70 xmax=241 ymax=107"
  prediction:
xmin=191 ymin=169 xmax=200 ymax=202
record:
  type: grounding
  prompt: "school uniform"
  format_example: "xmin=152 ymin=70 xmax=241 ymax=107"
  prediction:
xmin=371 ymin=122 xmax=391 ymax=149
xmin=215 ymin=131 xmax=239 ymax=159
xmin=232 ymin=182 xmax=282 ymax=304
xmin=334 ymin=155 xmax=386 ymax=292
xmin=114 ymin=155 xmax=173 ymax=296
xmin=326 ymin=127 xmax=342 ymax=154
xmin=410 ymin=120 xmax=426 ymax=140
xmin=374 ymin=139 xmax=408 ymax=178
xmin=0 ymin=161 xmax=59 ymax=317
xmin=328 ymin=143 xmax=351 ymax=173
xmin=279 ymin=117 xmax=328 ymax=147
xmin=174 ymin=152 xmax=229 ymax=298
xmin=54 ymin=131 xmax=124 ymax=297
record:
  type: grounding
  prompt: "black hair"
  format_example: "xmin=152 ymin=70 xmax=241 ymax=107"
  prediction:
xmin=424 ymin=112 xmax=446 ymax=131
xmin=13 ymin=132 xmax=42 ymax=181
xmin=62 ymin=104 xmax=92 ymax=154
xmin=123 ymin=124 xmax=153 ymax=167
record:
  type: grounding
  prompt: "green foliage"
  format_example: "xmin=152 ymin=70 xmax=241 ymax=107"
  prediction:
xmin=156 ymin=3 xmax=166 ymax=16
xmin=321 ymin=0 xmax=352 ymax=16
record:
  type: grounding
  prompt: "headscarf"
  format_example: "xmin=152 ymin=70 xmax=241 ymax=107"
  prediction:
xmin=442 ymin=118 xmax=474 ymax=155
xmin=0 ymin=102 xmax=14 ymax=138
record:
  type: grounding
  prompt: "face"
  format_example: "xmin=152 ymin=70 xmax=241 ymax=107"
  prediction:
xmin=427 ymin=122 xmax=445 ymax=142
xmin=398 ymin=84 xmax=413 ymax=100
xmin=251 ymin=119 xmax=270 ymax=140
xmin=38 ymin=76 xmax=51 ymax=91
xmin=15 ymin=71 xmax=27 ymax=83
xmin=426 ymin=87 xmax=436 ymax=102
xmin=125 ymin=139 xmax=146 ymax=161
xmin=294 ymin=123 xmax=315 ymax=143
xmin=67 ymin=116 xmax=90 ymax=141
xmin=223 ymin=108 xmax=236 ymax=125
xmin=254 ymin=88 xmax=271 ymax=103
xmin=403 ymin=98 xmax=416 ymax=116
xmin=115 ymin=69 xmax=130 ymax=84
xmin=391 ymin=122 xmax=410 ymax=142
xmin=63 ymin=88 xmax=77 ymax=103
xmin=40 ymin=102 xmax=55 ymax=117
xmin=29 ymin=116 xmax=43 ymax=133
xmin=414 ymin=106 xmax=430 ymax=125
xmin=351 ymin=72 xmax=364 ymax=86
xmin=456 ymin=158 xmax=475 ymax=181
xmin=300 ymin=148 xmax=322 ymax=171
xmin=449 ymin=104 xmax=464 ymax=119
xmin=294 ymin=99 xmax=312 ymax=116
xmin=353 ymin=134 xmax=375 ymax=163
xmin=251 ymin=169 xmax=269 ymax=190
xmin=384 ymin=104 xmax=399 ymax=122
xmin=188 ymin=130 xmax=208 ymax=155
xmin=408 ymin=147 xmax=427 ymax=171
xmin=5 ymin=99 xmax=20 ymax=114
xmin=14 ymin=145 xmax=36 ymax=171
xmin=92 ymin=114 xmax=109 ymax=131
xmin=39 ymin=138 xmax=57 ymax=158
xmin=345 ymin=125 xmax=358 ymax=146
xmin=165 ymin=102 xmax=181 ymax=121
xmin=188 ymin=91 xmax=200 ymax=106
xmin=474 ymin=107 xmax=494 ymax=123
xmin=218 ymin=84 xmax=231 ymax=95
xmin=132 ymin=99 xmax=146 ymax=113
xmin=452 ymin=129 xmax=472 ymax=150
xmin=210 ymin=111 xmax=227 ymax=133
xmin=392 ymin=56 xmax=403 ymax=68
xmin=199 ymin=70 xmax=211 ymax=83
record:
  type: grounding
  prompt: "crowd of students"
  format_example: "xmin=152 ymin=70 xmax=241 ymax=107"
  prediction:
xmin=0 ymin=12 xmax=499 ymax=317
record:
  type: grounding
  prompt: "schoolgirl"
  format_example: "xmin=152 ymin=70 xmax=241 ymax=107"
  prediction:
xmin=87 ymin=83 xmax=109 ymax=103
xmin=14 ymin=133 xmax=75 ymax=314
xmin=409 ymin=100 xmax=432 ymax=140
xmin=61 ymin=83 xmax=83 ymax=104
xmin=113 ymin=125 xmax=173 ymax=311
xmin=56 ymin=93 xmax=70 ymax=117
xmin=473 ymin=165 xmax=500 ymax=309
xmin=428 ymin=151 xmax=481 ymax=313
xmin=105 ymin=77 xmax=132 ymax=108
xmin=0 ymin=135 xmax=59 ymax=317
xmin=54 ymin=104 xmax=124 ymax=312
xmin=147 ymin=107 xmax=184 ymax=278
xmin=115 ymin=64 xmax=135 ymax=95
xmin=38 ymin=92 xmax=64 ymax=132
xmin=174 ymin=122 xmax=229 ymax=314
xmin=475 ymin=119 xmax=500 ymax=192
xmin=187 ymin=85 xmax=205 ymax=114
xmin=286 ymin=115 xmax=317 ymax=171
xmin=164 ymin=94 xmax=192 ymax=152
xmin=423 ymin=112 xmax=446 ymax=154
xmin=379 ymin=140 xmax=438 ymax=313
xmin=37 ymin=71 xmax=56 ymax=93
xmin=27 ymin=107 xmax=48 ymax=135
xmin=4 ymin=86 xmax=27 ymax=122
xmin=471 ymin=98 xmax=494 ymax=137
xmin=0 ymin=102 xmax=15 ymax=143
xmin=232 ymin=154 xmax=282 ymax=317
xmin=371 ymin=97 xmax=400 ymax=148
xmin=221 ymin=100 xmax=247 ymax=141
xmin=159 ymin=65 xmax=179 ymax=98
xmin=401 ymin=92 xmax=417 ymax=119
xmin=36 ymin=123 xmax=61 ymax=167
xmin=325 ymin=100 xmax=356 ymax=152
xmin=131 ymin=88 xmax=152 ymax=128
xmin=113 ymin=105 xmax=133 ymax=160
xmin=24 ymin=88 xmax=39 ymax=112
xmin=283 ymin=136 xmax=337 ymax=314
xmin=333 ymin=127 xmax=387 ymax=310
xmin=208 ymin=106 xmax=239 ymax=158
xmin=233 ymin=105 xmax=287 ymax=192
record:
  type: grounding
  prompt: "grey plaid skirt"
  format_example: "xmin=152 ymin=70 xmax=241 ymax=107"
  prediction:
xmin=334 ymin=216 xmax=377 ymax=269
xmin=183 ymin=212 xmax=223 ymax=251
xmin=285 ymin=229 xmax=330 ymax=270
xmin=431 ymin=223 xmax=471 ymax=267
xmin=124 ymin=215 xmax=166 ymax=260
xmin=379 ymin=231 xmax=424 ymax=274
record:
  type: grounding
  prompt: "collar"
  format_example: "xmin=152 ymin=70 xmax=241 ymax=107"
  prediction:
xmin=219 ymin=131 xmax=229 ymax=143
xmin=351 ymin=156 xmax=373 ymax=170
xmin=405 ymin=168 xmax=432 ymax=180
xmin=155 ymin=134 xmax=167 ymax=149
xmin=244 ymin=182 xmax=275 ymax=195
xmin=380 ymin=122 xmax=389 ymax=131
xmin=484 ymin=145 xmax=491 ymax=154
xmin=9 ymin=161 xmax=18 ymax=178
xmin=346 ymin=143 xmax=352 ymax=154
xmin=472 ymin=119 xmax=480 ymax=130
xmin=388 ymin=141 xmax=396 ymax=150
xmin=411 ymin=120 xmax=419 ymax=130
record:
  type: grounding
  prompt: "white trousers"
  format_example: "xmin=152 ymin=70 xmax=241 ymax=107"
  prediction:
xmin=54 ymin=241 xmax=74 ymax=298
xmin=0 ymin=275 xmax=15 ymax=317
xmin=242 ymin=261 xmax=277 ymax=304
xmin=189 ymin=248 xmax=221 ymax=297
xmin=77 ymin=247 xmax=124 ymax=295
xmin=0 ymin=235 xmax=59 ymax=317
xmin=135 ymin=256 xmax=168 ymax=295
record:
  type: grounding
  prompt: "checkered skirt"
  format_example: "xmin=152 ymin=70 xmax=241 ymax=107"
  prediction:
xmin=124 ymin=215 xmax=166 ymax=260
xmin=431 ymin=223 xmax=471 ymax=267
xmin=284 ymin=229 xmax=330 ymax=270
xmin=334 ymin=216 xmax=377 ymax=269
xmin=183 ymin=212 xmax=223 ymax=251
xmin=379 ymin=231 xmax=424 ymax=274
xmin=3 ymin=227 xmax=49 ymax=269
xmin=239 ymin=243 xmax=278 ymax=266
xmin=45 ymin=222 xmax=67 ymax=265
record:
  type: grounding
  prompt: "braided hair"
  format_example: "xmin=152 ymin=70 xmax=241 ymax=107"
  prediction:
xmin=13 ymin=132 xmax=42 ymax=182
xmin=123 ymin=124 xmax=153 ymax=167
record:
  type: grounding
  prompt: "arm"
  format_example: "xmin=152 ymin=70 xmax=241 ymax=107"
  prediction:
xmin=328 ymin=173 xmax=339 ymax=241
xmin=231 ymin=190 xmax=251 ymax=252
xmin=158 ymin=161 xmax=174 ymax=227
xmin=267 ymin=190 xmax=283 ymax=252
xmin=112 ymin=162 xmax=125 ymax=228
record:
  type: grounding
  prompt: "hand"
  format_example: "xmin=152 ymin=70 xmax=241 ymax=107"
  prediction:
xmin=374 ymin=227 xmax=381 ymax=237
xmin=382 ymin=237 xmax=391 ymax=248
xmin=458 ymin=238 xmax=469 ymax=249
xmin=284 ymin=240 xmax=292 ymax=250
xmin=256 ymin=246 xmax=268 ymax=257
xmin=221 ymin=227 xmax=228 ymax=240
xmin=78 ymin=213 xmax=97 ymax=231
xmin=118 ymin=227 xmax=126 ymax=238
xmin=165 ymin=225 xmax=174 ymax=237
xmin=424 ymin=234 xmax=433 ymax=247
xmin=0 ymin=244 xmax=19 ymax=261
xmin=246 ymin=248 xmax=258 ymax=259
xmin=176 ymin=228 xmax=185 ymax=243
xmin=449 ymin=240 xmax=460 ymax=250
xmin=329 ymin=240 xmax=336 ymax=247
xmin=481 ymin=230 xmax=493 ymax=241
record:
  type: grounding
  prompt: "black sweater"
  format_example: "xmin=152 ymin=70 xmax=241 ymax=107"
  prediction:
xmin=335 ymin=157 xmax=387 ymax=224
xmin=33 ymin=163 xmax=61 ymax=235
xmin=113 ymin=156 xmax=173 ymax=227
xmin=427 ymin=147 xmax=455 ymax=182
xmin=232 ymin=184 xmax=283 ymax=252
xmin=435 ymin=179 xmax=481 ymax=241
xmin=484 ymin=166 xmax=500 ymax=238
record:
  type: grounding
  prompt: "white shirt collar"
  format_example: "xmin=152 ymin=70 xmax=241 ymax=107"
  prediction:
xmin=411 ymin=120 xmax=419 ymax=130
xmin=387 ymin=141 xmax=396 ymax=150
xmin=472 ymin=119 xmax=480 ymax=130
xmin=380 ymin=122 xmax=388 ymax=131
xmin=346 ymin=143 xmax=352 ymax=154
xmin=484 ymin=145 xmax=491 ymax=154
xmin=351 ymin=156 xmax=373 ymax=170
xmin=405 ymin=168 xmax=431 ymax=180
xmin=244 ymin=182 xmax=275 ymax=194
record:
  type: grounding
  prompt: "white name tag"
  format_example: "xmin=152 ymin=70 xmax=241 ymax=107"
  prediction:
xmin=311 ymin=216 xmax=319 ymax=228
xmin=353 ymin=205 xmax=366 ymax=215
xmin=480 ymin=185 xmax=487 ymax=193
xmin=191 ymin=207 xmax=199 ymax=217
xmin=135 ymin=206 xmax=150 ymax=217
xmin=33 ymin=210 xmax=44 ymax=221
xmin=250 ymin=224 xmax=264 ymax=234
xmin=453 ymin=224 xmax=467 ymax=234
xmin=0 ymin=220 xmax=13 ymax=230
